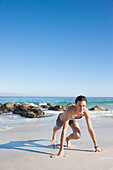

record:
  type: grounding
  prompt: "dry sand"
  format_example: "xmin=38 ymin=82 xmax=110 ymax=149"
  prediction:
xmin=0 ymin=122 xmax=113 ymax=170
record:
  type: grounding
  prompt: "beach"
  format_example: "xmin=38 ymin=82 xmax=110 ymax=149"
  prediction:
xmin=0 ymin=115 xmax=113 ymax=170
xmin=1 ymin=0 xmax=113 ymax=168
xmin=0 ymin=97 xmax=113 ymax=170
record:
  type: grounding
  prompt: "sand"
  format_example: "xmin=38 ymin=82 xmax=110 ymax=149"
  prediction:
xmin=0 ymin=121 xmax=113 ymax=170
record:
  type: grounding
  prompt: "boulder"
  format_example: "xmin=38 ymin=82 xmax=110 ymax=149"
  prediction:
xmin=0 ymin=103 xmax=15 ymax=113
xmin=14 ymin=103 xmax=20 ymax=108
xmin=0 ymin=104 xmax=3 ymax=114
xmin=13 ymin=103 xmax=44 ymax=118
xmin=48 ymin=105 xmax=66 ymax=111
xmin=39 ymin=103 xmax=51 ymax=109
xmin=89 ymin=105 xmax=108 ymax=111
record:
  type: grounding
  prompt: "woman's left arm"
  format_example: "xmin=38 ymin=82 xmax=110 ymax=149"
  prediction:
xmin=84 ymin=109 xmax=103 ymax=152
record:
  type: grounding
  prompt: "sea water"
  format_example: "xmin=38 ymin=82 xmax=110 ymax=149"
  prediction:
xmin=0 ymin=96 xmax=113 ymax=131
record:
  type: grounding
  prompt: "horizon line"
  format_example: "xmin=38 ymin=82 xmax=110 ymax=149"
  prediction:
xmin=0 ymin=95 xmax=113 ymax=98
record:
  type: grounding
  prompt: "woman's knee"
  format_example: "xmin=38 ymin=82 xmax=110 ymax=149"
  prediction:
xmin=70 ymin=123 xmax=81 ymax=139
xmin=76 ymin=132 xmax=81 ymax=139
xmin=74 ymin=132 xmax=81 ymax=139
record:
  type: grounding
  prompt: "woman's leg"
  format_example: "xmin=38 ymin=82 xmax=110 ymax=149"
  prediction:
xmin=52 ymin=113 xmax=64 ymax=143
xmin=52 ymin=125 xmax=61 ymax=143
xmin=66 ymin=121 xmax=81 ymax=148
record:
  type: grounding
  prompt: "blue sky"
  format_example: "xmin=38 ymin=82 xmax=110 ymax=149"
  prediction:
xmin=0 ymin=0 xmax=113 ymax=97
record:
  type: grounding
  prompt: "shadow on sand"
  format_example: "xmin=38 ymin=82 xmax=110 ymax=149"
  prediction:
xmin=0 ymin=139 xmax=94 ymax=156
xmin=0 ymin=139 xmax=60 ymax=156
xmin=65 ymin=147 xmax=94 ymax=153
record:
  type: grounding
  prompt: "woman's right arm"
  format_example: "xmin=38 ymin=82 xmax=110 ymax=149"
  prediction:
xmin=57 ymin=120 xmax=69 ymax=156
xmin=57 ymin=107 xmax=71 ymax=157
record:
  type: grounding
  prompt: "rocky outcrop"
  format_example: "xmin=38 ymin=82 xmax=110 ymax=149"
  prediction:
xmin=0 ymin=102 xmax=108 ymax=118
xmin=39 ymin=103 xmax=51 ymax=109
xmin=45 ymin=103 xmax=75 ymax=111
xmin=48 ymin=105 xmax=66 ymax=111
xmin=13 ymin=104 xmax=44 ymax=118
xmin=89 ymin=105 xmax=108 ymax=111
xmin=0 ymin=102 xmax=76 ymax=114
xmin=0 ymin=102 xmax=45 ymax=118
xmin=0 ymin=103 xmax=15 ymax=114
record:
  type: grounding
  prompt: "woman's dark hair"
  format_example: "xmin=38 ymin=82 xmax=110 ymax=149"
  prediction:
xmin=75 ymin=95 xmax=87 ymax=104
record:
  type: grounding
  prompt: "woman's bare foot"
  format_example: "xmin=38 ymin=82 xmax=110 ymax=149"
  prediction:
xmin=57 ymin=150 xmax=65 ymax=157
xmin=52 ymin=139 xmax=57 ymax=144
xmin=52 ymin=139 xmax=57 ymax=149
xmin=66 ymin=137 xmax=72 ymax=148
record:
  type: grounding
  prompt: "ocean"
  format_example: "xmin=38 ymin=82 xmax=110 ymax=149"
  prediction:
xmin=0 ymin=96 xmax=113 ymax=131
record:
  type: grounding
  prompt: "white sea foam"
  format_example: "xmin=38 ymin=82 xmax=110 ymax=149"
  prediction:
xmin=24 ymin=102 xmax=38 ymax=107
xmin=39 ymin=103 xmax=48 ymax=106
xmin=0 ymin=109 xmax=113 ymax=130
xmin=90 ymin=111 xmax=113 ymax=118
xmin=44 ymin=110 xmax=63 ymax=117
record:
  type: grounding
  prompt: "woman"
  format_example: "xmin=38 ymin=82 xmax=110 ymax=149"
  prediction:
xmin=52 ymin=95 xmax=103 ymax=157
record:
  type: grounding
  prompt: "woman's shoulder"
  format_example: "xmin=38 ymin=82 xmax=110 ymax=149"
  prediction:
xmin=84 ymin=108 xmax=90 ymax=117
xmin=66 ymin=106 xmax=74 ymax=114
xmin=68 ymin=105 xmax=75 ymax=111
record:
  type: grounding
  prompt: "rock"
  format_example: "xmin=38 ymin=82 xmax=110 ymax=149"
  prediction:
xmin=14 ymin=103 xmax=20 ymax=108
xmin=89 ymin=105 xmax=108 ymax=111
xmin=0 ymin=104 xmax=3 ymax=114
xmin=13 ymin=103 xmax=44 ymax=118
xmin=48 ymin=105 xmax=66 ymax=111
xmin=39 ymin=103 xmax=51 ymax=109
xmin=0 ymin=102 xmax=45 ymax=118
xmin=0 ymin=103 xmax=15 ymax=113
xmin=48 ymin=103 xmax=76 ymax=111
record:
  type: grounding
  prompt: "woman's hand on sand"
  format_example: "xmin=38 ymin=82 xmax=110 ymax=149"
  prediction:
xmin=95 ymin=146 xmax=103 ymax=152
xmin=57 ymin=150 xmax=65 ymax=157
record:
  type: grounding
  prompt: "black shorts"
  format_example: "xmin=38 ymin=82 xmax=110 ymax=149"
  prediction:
xmin=56 ymin=114 xmax=76 ymax=127
xmin=56 ymin=113 xmax=64 ymax=127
